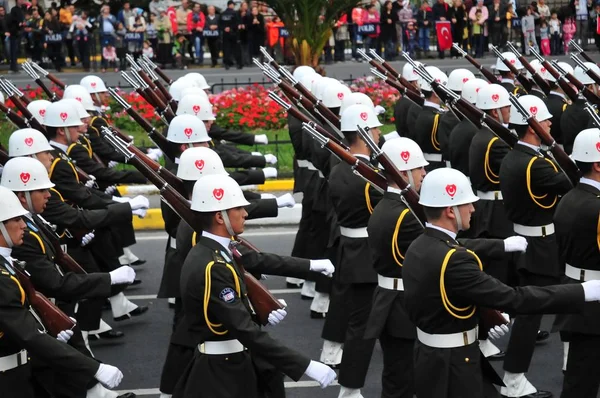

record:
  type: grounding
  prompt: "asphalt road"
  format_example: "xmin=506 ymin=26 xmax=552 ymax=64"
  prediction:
xmin=89 ymin=227 xmax=592 ymax=398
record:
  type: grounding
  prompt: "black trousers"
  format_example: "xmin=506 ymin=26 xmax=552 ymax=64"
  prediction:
xmin=503 ymin=271 xmax=559 ymax=373
xmin=77 ymin=39 xmax=90 ymax=70
xmin=207 ymin=37 xmax=220 ymax=66
xmin=0 ymin=363 xmax=36 ymax=398
xmin=321 ymin=280 xmax=350 ymax=343
xmin=380 ymin=335 xmax=414 ymax=398
xmin=9 ymin=36 xmax=19 ymax=71
xmin=222 ymin=34 xmax=241 ymax=67
xmin=561 ymin=333 xmax=600 ymax=398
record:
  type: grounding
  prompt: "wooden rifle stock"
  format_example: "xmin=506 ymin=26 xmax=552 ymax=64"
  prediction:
xmin=516 ymin=55 xmax=550 ymax=95
xmin=381 ymin=77 xmax=424 ymax=106
xmin=585 ymin=67 xmax=600 ymax=87
xmin=562 ymin=72 xmax=600 ymax=106
xmin=541 ymin=62 xmax=579 ymax=102
xmin=9 ymin=95 xmax=46 ymax=132
xmin=0 ymin=147 xmax=8 ymax=165
xmin=283 ymin=99 xmax=348 ymax=149
xmin=45 ymin=72 xmax=66 ymax=89
xmin=0 ymin=101 xmax=28 ymax=128
xmin=280 ymin=80 xmax=340 ymax=128
xmin=479 ymin=308 xmax=510 ymax=337
xmin=13 ymin=264 xmax=76 ymax=337
xmin=153 ymin=66 xmax=173 ymax=86
xmin=34 ymin=78 xmax=59 ymax=102
xmin=126 ymin=143 xmax=186 ymax=197
xmin=454 ymin=98 xmax=518 ymax=148
xmin=464 ymin=54 xmax=499 ymax=84
xmin=35 ymin=219 xmax=88 ymax=275
xmin=579 ymin=50 xmax=596 ymax=65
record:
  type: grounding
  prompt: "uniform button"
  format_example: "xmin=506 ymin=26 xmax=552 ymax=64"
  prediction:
xmin=465 ymin=358 xmax=469 ymax=363
xmin=225 ymin=357 xmax=229 ymax=361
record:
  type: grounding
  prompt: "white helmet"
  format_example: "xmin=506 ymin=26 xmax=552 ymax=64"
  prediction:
xmin=402 ymin=62 xmax=422 ymax=82
xmin=340 ymin=104 xmax=382 ymax=132
xmin=525 ymin=59 xmax=541 ymax=80
xmin=382 ymin=137 xmax=429 ymax=171
xmin=166 ymin=114 xmax=211 ymax=144
xmin=495 ymin=52 xmax=523 ymax=72
xmin=177 ymin=94 xmax=215 ymax=121
xmin=181 ymin=87 xmax=209 ymax=100
xmin=0 ymin=186 xmax=29 ymax=222
xmin=315 ymin=77 xmax=339 ymax=101
xmin=462 ymin=78 xmax=488 ymax=104
xmin=0 ymin=91 xmax=4 ymax=104
xmin=419 ymin=168 xmax=479 ymax=207
xmin=61 ymin=98 xmax=91 ymax=119
xmin=177 ymin=147 xmax=227 ymax=181
xmin=509 ymin=95 xmax=553 ymax=125
xmin=322 ymin=83 xmax=352 ymax=108
xmin=299 ymin=73 xmax=321 ymax=93
xmin=546 ymin=62 xmax=574 ymax=83
xmin=8 ymin=128 xmax=53 ymax=157
xmin=340 ymin=92 xmax=375 ymax=115
xmin=418 ymin=66 xmax=448 ymax=92
xmin=63 ymin=85 xmax=96 ymax=111
xmin=191 ymin=174 xmax=250 ymax=212
xmin=27 ymin=100 xmax=52 ymax=125
xmin=293 ymin=66 xmax=316 ymax=82
xmin=476 ymin=84 xmax=511 ymax=110
xmin=574 ymin=62 xmax=600 ymax=86
xmin=532 ymin=60 xmax=554 ymax=82
xmin=184 ymin=72 xmax=211 ymax=90
xmin=1 ymin=157 xmax=54 ymax=192
xmin=80 ymin=75 xmax=108 ymax=93
xmin=571 ymin=128 xmax=600 ymax=163
xmin=447 ymin=69 xmax=475 ymax=92
xmin=43 ymin=101 xmax=83 ymax=127
xmin=309 ymin=74 xmax=325 ymax=93
xmin=170 ymin=79 xmax=194 ymax=102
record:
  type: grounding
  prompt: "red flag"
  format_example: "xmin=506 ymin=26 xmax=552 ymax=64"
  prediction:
xmin=597 ymin=16 xmax=600 ymax=35
xmin=436 ymin=21 xmax=452 ymax=51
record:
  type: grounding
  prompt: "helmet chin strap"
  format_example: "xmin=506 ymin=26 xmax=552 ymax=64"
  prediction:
xmin=452 ymin=206 xmax=464 ymax=232
xmin=0 ymin=222 xmax=14 ymax=248
xmin=24 ymin=192 xmax=35 ymax=215
xmin=497 ymin=109 xmax=505 ymax=125
xmin=64 ymin=127 xmax=73 ymax=145
xmin=220 ymin=210 xmax=236 ymax=238
xmin=406 ymin=170 xmax=416 ymax=190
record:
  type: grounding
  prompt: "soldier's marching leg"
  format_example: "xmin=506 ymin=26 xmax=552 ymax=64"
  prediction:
xmin=561 ymin=333 xmax=600 ymax=397
xmin=379 ymin=332 xmax=414 ymax=398
xmin=320 ymin=279 xmax=350 ymax=366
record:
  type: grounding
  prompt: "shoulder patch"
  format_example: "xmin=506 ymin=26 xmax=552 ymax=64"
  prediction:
xmin=26 ymin=221 xmax=38 ymax=233
xmin=212 ymin=251 xmax=227 ymax=264
xmin=219 ymin=287 xmax=236 ymax=303
xmin=220 ymin=250 xmax=232 ymax=263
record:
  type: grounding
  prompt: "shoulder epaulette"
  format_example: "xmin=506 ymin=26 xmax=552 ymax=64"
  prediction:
xmin=25 ymin=220 xmax=38 ymax=233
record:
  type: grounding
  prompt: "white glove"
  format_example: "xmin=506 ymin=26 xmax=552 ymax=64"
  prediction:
xmin=254 ymin=134 xmax=269 ymax=144
xmin=503 ymin=236 xmax=528 ymax=253
xmin=383 ymin=131 xmax=400 ymax=141
xmin=81 ymin=232 xmax=95 ymax=247
xmin=107 ymin=161 xmax=119 ymax=168
xmin=260 ymin=193 xmax=276 ymax=199
xmin=264 ymin=154 xmax=278 ymax=165
xmin=263 ymin=167 xmax=278 ymax=179
xmin=84 ymin=175 xmax=96 ymax=188
xmin=267 ymin=308 xmax=287 ymax=325
xmin=132 ymin=208 xmax=147 ymax=218
xmin=56 ymin=329 xmax=74 ymax=343
xmin=582 ymin=280 xmax=600 ymax=302
xmin=112 ymin=196 xmax=130 ymax=203
xmin=374 ymin=105 xmax=386 ymax=115
xmin=310 ymin=259 xmax=335 ymax=276
xmin=304 ymin=360 xmax=337 ymax=388
xmin=109 ymin=266 xmax=136 ymax=285
xmin=129 ymin=195 xmax=150 ymax=210
xmin=252 ymin=151 xmax=262 ymax=156
xmin=104 ymin=185 xmax=117 ymax=195
xmin=488 ymin=324 xmax=510 ymax=339
xmin=276 ymin=193 xmax=295 ymax=208
xmin=94 ymin=364 xmax=123 ymax=389
xmin=147 ymin=148 xmax=163 ymax=161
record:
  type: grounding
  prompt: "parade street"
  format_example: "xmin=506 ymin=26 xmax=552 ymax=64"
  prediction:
xmin=94 ymin=227 xmax=579 ymax=398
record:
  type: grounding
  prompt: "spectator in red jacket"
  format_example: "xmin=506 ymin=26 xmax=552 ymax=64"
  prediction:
xmin=362 ymin=5 xmax=380 ymax=52
xmin=187 ymin=2 xmax=205 ymax=64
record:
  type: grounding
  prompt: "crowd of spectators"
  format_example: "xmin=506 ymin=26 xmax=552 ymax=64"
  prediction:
xmin=0 ymin=0 xmax=598 ymax=73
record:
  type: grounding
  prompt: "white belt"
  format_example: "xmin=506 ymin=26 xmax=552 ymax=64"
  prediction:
xmin=297 ymin=159 xmax=312 ymax=168
xmin=169 ymin=236 xmax=177 ymax=249
xmin=513 ymin=223 xmax=555 ymax=237
xmin=565 ymin=264 xmax=600 ymax=282
xmin=0 ymin=350 xmax=28 ymax=372
xmin=445 ymin=160 xmax=452 ymax=168
xmin=417 ymin=327 xmax=478 ymax=349
xmin=199 ymin=339 xmax=245 ymax=355
xmin=377 ymin=274 xmax=404 ymax=291
xmin=476 ymin=190 xmax=503 ymax=200
xmin=339 ymin=226 xmax=369 ymax=238
xmin=423 ymin=153 xmax=443 ymax=162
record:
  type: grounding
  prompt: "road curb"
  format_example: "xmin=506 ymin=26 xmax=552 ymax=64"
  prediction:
xmin=118 ymin=179 xmax=294 ymax=196
xmin=132 ymin=204 xmax=302 ymax=230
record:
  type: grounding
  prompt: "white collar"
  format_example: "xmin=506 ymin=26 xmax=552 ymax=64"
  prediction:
xmin=424 ymin=100 xmax=441 ymax=110
xmin=517 ymin=140 xmax=541 ymax=152
xmin=500 ymin=78 xmax=515 ymax=84
xmin=0 ymin=247 xmax=12 ymax=263
xmin=49 ymin=140 xmax=69 ymax=153
xmin=550 ymin=91 xmax=566 ymax=100
xmin=425 ymin=222 xmax=457 ymax=240
xmin=387 ymin=186 xmax=403 ymax=195
xmin=174 ymin=157 xmax=180 ymax=164
xmin=579 ymin=177 xmax=600 ymax=191
xmin=202 ymin=230 xmax=233 ymax=255
xmin=354 ymin=153 xmax=371 ymax=161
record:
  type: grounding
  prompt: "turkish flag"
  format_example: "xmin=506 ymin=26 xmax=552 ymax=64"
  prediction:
xmin=597 ymin=16 xmax=600 ymax=35
xmin=436 ymin=21 xmax=453 ymax=51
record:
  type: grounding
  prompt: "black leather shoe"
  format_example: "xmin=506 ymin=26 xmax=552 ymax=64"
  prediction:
xmin=286 ymin=282 xmax=302 ymax=288
xmin=89 ymin=330 xmax=125 ymax=340
xmin=310 ymin=310 xmax=326 ymax=319
xmin=131 ymin=259 xmax=146 ymax=266
xmin=301 ymin=295 xmax=313 ymax=301
xmin=131 ymin=279 xmax=142 ymax=286
xmin=114 ymin=305 xmax=149 ymax=321
xmin=488 ymin=350 xmax=506 ymax=360
xmin=117 ymin=393 xmax=136 ymax=398
xmin=536 ymin=330 xmax=550 ymax=344
xmin=502 ymin=391 xmax=552 ymax=398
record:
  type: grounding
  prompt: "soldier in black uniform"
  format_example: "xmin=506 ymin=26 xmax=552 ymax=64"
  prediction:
xmin=172 ymin=174 xmax=336 ymax=398
xmin=495 ymin=52 xmax=528 ymax=97
xmin=448 ymin=78 xmax=488 ymax=176
xmin=499 ymin=95 xmax=573 ymax=398
xmin=412 ymin=65 xmax=448 ymax=171
xmin=403 ymin=167 xmax=600 ymax=398
xmin=554 ymin=128 xmax=600 ymax=398
xmin=543 ymin=62 xmax=574 ymax=151
xmin=395 ymin=62 xmax=422 ymax=139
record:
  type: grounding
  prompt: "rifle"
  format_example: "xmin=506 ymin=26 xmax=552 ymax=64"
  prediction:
xmin=0 ymin=99 xmax=29 ymax=128
xmin=453 ymin=43 xmax=499 ymax=84
xmin=28 ymin=62 xmax=67 ymax=89
xmin=128 ymin=56 xmax=172 ymax=114
xmin=569 ymin=39 xmax=599 ymax=66
xmin=554 ymin=60 xmax=600 ymax=107
xmin=139 ymin=57 xmax=174 ymax=109
xmin=584 ymin=103 xmax=600 ymax=128
xmin=491 ymin=46 xmax=533 ymax=93
xmin=104 ymin=131 xmax=283 ymax=325
xmin=367 ymin=49 xmax=421 ymax=95
xmin=140 ymin=53 xmax=173 ymax=86
xmin=571 ymin=54 xmax=600 ymax=87
xmin=0 ymin=79 xmax=46 ymax=132
xmin=2 ymin=79 xmax=31 ymax=105
xmin=109 ymin=87 xmax=181 ymax=162
xmin=22 ymin=62 xmax=59 ymax=102
xmin=12 ymin=260 xmax=76 ymax=337
xmin=34 ymin=216 xmax=88 ymax=275
xmin=529 ymin=49 xmax=579 ymax=103
xmin=126 ymin=54 xmax=159 ymax=92
xmin=130 ymin=70 xmax=175 ymax=122
xmin=370 ymin=68 xmax=424 ymax=107
xmin=508 ymin=93 xmax=580 ymax=185
xmin=121 ymin=71 xmax=173 ymax=124
xmin=301 ymin=123 xmax=387 ymax=192
xmin=505 ymin=42 xmax=551 ymax=96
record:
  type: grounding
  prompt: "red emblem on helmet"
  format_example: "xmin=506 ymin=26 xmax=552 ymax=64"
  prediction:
xmin=596 ymin=142 xmax=600 ymax=152
xmin=20 ymin=172 xmax=31 ymax=184
xmin=510 ymin=59 xmax=516 ymax=64
xmin=446 ymin=184 xmax=457 ymax=197
xmin=195 ymin=159 xmax=205 ymax=170
xmin=75 ymin=97 xmax=82 ymax=102
xmin=337 ymin=92 xmax=344 ymax=100
xmin=213 ymin=188 xmax=224 ymax=200
xmin=400 ymin=151 xmax=410 ymax=162
xmin=529 ymin=106 xmax=538 ymax=116
xmin=491 ymin=94 xmax=500 ymax=102
xmin=24 ymin=137 xmax=34 ymax=147
xmin=541 ymin=67 xmax=546 ymax=74
xmin=462 ymin=77 xmax=470 ymax=83
xmin=60 ymin=112 xmax=68 ymax=121
xmin=192 ymin=105 xmax=201 ymax=114
xmin=39 ymin=109 xmax=45 ymax=117
xmin=184 ymin=128 xmax=193 ymax=138
xmin=91 ymin=82 xmax=97 ymax=88
xmin=360 ymin=112 xmax=368 ymax=121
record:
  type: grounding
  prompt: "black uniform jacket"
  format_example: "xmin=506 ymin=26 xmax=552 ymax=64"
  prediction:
xmin=554 ymin=181 xmax=600 ymax=335
xmin=529 ymin=87 xmax=547 ymax=100
xmin=448 ymin=117 xmax=478 ymax=176
xmin=210 ymin=141 xmax=267 ymax=168
xmin=438 ymin=110 xmax=460 ymax=162
xmin=547 ymin=91 xmax=569 ymax=146
xmin=289 ymin=114 xmax=310 ymax=194
xmin=413 ymin=104 xmax=445 ymax=157
xmin=469 ymin=127 xmax=513 ymax=238
xmin=561 ymin=98 xmax=595 ymax=154
xmin=175 ymin=236 xmax=310 ymax=380
xmin=405 ymin=99 xmax=422 ymax=140
xmin=87 ymin=115 xmax=128 ymax=163
xmin=209 ymin=124 xmax=256 ymax=146
xmin=499 ymin=80 xmax=527 ymax=97
xmin=329 ymin=158 xmax=382 ymax=284
xmin=395 ymin=96 xmax=421 ymax=139
xmin=0 ymin=257 xmax=99 ymax=391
